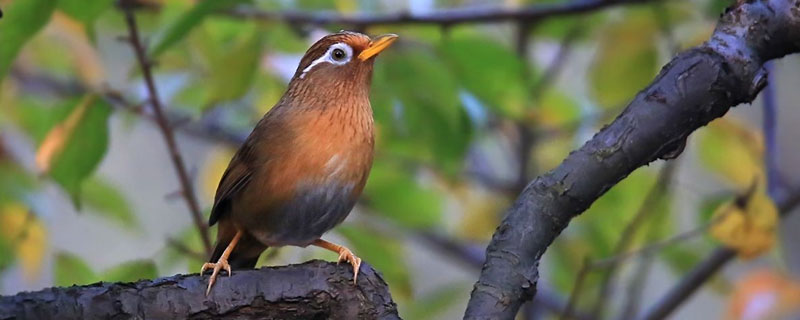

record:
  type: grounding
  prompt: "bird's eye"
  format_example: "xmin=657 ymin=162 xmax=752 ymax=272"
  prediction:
xmin=332 ymin=48 xmax=347 ymax=61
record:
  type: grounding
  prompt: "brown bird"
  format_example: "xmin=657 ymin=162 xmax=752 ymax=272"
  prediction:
xmin=201 ymin=31 xmax=398 ymax=295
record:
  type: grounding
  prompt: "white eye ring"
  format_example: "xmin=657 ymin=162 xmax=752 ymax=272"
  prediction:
xmin=300 ymin=43 xmax=353 ymax=78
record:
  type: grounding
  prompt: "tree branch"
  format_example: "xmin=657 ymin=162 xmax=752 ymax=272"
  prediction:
xmin=120 ymin=1 xmax=212 ymax=254
xmin=589 ymin=163 xmax=675 ymax=315
xmin=639 ymin=184 xmax=800 ymax=320
xmin=0 ymin=260 xmax=399 ymax=320
xmin=223 ymin=0 xmax=657 ymax=27
xmin=464 ymin=1 xmax=800 ymax=318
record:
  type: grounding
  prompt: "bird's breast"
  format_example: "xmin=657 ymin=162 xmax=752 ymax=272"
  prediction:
xmin=257 ymin=103 xmax=375 ymax=204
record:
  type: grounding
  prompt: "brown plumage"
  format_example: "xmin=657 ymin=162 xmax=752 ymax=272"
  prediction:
xmin=201 ymin=31 xmax=397 ymax=295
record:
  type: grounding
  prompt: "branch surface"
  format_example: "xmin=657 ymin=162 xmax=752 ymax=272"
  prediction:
xmin=0 ymin=260 xmax=399 ymax=320
xmin=464 ymin=1 xmax=800 ymax=318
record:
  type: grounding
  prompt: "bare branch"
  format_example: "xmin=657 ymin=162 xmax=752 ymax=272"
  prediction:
xmin=589 ymin=163 xmax=675 ymax=315
xmin=639 ymin=185 xmax=800 ymax=320
xmin=559 ymin=256 xmax=593 ymax=320
xmin=223 ymin=0 xmax=658 ymax=27
xmin=120 ymin=2 xmax=212 ymax=254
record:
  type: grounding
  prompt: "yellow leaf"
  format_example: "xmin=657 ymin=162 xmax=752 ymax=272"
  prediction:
xmin=201 ymin=148 xmax=236 ymax=201
xmin=710 ymin=181 xmax=778 ymax=259
xmin=35 ymin=94 xmax=95 ymax=174
xmin=699 ymin=118 xmax=764 ymax=189
xmin=0 ymin=202 xmax=47 ymax=280
xmin=451 ymin=183 xmax=510 ymax=241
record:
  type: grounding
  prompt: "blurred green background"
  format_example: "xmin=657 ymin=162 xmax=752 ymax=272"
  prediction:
xmin=1 ymin=0 xmax=800 ymax=319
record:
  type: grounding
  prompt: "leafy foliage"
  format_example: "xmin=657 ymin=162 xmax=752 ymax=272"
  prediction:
xmin=149 ymin=0 xmax=246 ymax=57
xmin=36 ymin=95 xmax=112 ymax=205
xmin=0 ymin=1 xmax=790 ymax=318
xmin=590 ymin=11 xmax=658 ymax=109
xmin=0 ymin=0 xmax=56 ymax=79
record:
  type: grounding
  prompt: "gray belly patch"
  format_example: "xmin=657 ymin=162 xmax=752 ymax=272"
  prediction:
xmin=252 ymin=182 xmax=356 ymax=247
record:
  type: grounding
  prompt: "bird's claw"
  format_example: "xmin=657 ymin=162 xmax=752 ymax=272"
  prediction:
xmin=336 ymin=247 xmax=362 ymax=284
xmin=202 ymin=260 xmax=232 ymax=296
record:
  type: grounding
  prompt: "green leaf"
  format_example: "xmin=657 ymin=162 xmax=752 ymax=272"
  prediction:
xmin=364 ymin=162 xmax=442 ymax=228
xmin=576 ymin=169 xmax=657 ymax=256
xmin=536 ymin=88 xmax=581 ymax=127
xmin=82 ymin=177 xmax=138 ymax=230
xmin=205 ymin=29 xmax=263 ymax=106
xmin=590 ymin=13 xmax=658 ymax=109
xmin=698 ymin=120 xmax=763 ymax=188
xmin=149 ymin=0 xmax=244 ymax=57
xmin=12 ymin=96 xmax=63 ymax=144
xmin=57 ymin=0 xmax=113 ymax=25
xmin=547 ymin=239 xmax=593 ymax=293
xmin=0 ymin=234 xmax=13 ymax=272
xmin=47 ymin=96 xmax=112 ymax=205
xmin=0 ymin=0 xmax=57 ymax=80
xmin=337 ymin=225 xmax=412 ymax=298
xmin=372 ymin=49 xmax=472 ymax=173
xmin=101 ymin=260 xmax=157 ymax=283
xmin=0 ymin=162 xmax=38 ymax=206
xmin=698 ymin=193 xmax=732 ymax=226
xmin=54 ymin=252 xmax=98 ymax=286
xmin=660 ymin=245 xmax=704 ymax=274
xmin=707 ymin=0 xmax=734 ymax=17
xmin=439 ymin=33 xmax=531 ymax=118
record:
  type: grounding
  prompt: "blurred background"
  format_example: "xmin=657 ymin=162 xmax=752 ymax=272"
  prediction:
xmin=1 ymin=0 xmax=799 ymax=319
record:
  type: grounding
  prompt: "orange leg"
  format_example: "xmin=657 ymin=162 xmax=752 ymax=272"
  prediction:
xmin=201 ymin=230 xmax=242 ymax=296
xmin=312 ymin=239 xmax=362 ymax=283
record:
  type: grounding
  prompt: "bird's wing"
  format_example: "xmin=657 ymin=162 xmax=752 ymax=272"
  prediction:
xmin=208 ymin=145 xmax=255 ymax=226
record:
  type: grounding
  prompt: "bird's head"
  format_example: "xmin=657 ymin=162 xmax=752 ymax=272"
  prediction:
xmin=284 ymin=31 xmax=397 ymax=107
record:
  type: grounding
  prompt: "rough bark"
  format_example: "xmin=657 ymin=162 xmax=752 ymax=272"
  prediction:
xmin=0 ymin=260 xmax=400 ymax=320
xmin=464 ymin=0 xmax=800 ymax=318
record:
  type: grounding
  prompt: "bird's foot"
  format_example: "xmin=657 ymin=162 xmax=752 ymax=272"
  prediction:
xmin=201 ymin=259 xmax=231 ymax=296
xmin=335 ymin=246 xmax=362 ymax=284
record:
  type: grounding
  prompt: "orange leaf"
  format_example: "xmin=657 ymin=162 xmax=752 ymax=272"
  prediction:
xmin=35 ymin=94 xmax=95 ymax=174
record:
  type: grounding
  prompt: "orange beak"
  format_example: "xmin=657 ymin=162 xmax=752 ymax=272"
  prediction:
xmin=358 ymin=34 xmax=398 ymax=61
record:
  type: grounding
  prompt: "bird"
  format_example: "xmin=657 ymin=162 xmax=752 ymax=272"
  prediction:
xmin=200 ymin=31 xmax=398 ymax=295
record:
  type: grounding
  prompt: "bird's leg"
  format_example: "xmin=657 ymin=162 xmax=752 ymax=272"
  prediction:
xmin=201 ymin=230 xmax=242 ymax=296
xmin=312 ymin=239 xmax=362 ymax=283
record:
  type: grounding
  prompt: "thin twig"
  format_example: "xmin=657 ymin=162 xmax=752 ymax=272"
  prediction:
xmin=620 ymin=250 xmax=656 ymax=320
xmin=639 ymin=185 xmax=800 ymax=320
xmin=121 ymin=4 xmax=212 ymax=255
xmin=221 ymin=0 xmax=660 ymax=27
xmin=560 ymin=256 xmax=593 ymax=320
xmin=638 ymin=247 xmax=735 ymax=320
xmin=530 ymin=23 xmax=583 ymax=99
xmin=590 ymin=198 xmax=733 ymax=270
xmin=762 ymin=62 xmax=781 ymax=196
xmin=589 ymin=163 xmax=675 ymax=315
xmin=514 ymin=21 xmax=536 ymax=194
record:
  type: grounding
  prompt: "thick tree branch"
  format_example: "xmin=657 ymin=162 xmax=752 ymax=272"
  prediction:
xmin=464 ymin=1 xmax=800 ymax=318
xmin=0 ymin=261 xmax=399 ymax=320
